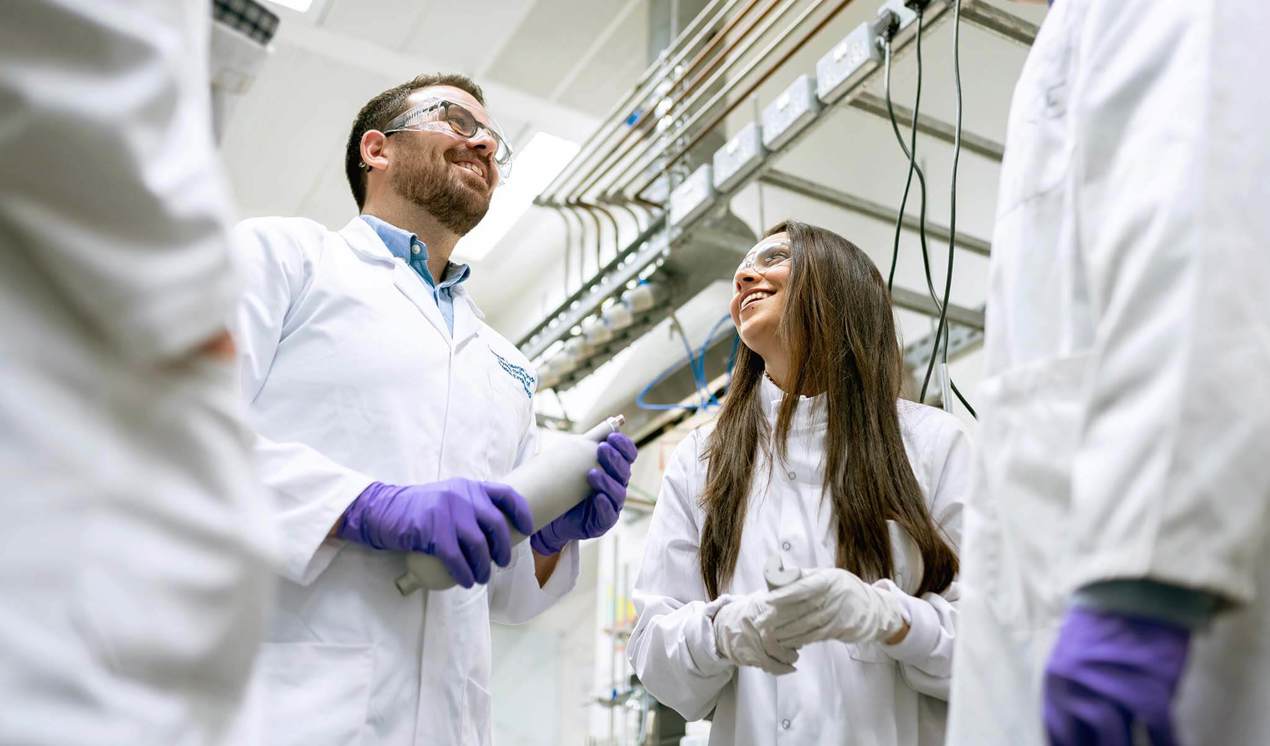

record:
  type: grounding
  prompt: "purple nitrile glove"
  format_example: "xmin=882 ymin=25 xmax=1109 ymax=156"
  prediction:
xmin=338 ymin=478 xmax=534 ymax=588
xmin=1044 ymin=607 xmax=1192 ymax=746
xmin=530 ymin=432 xmax=638 ymax=556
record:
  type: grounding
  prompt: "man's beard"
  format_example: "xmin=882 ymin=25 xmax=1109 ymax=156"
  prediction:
xmin=391 ymin=149 xmax=491 ymax=236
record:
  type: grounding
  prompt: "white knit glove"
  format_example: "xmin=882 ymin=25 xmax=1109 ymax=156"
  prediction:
xmin=764 ymin=568 xmax=907 ymax=648
xmin=710 ymin=593 xmax=800 ymax=675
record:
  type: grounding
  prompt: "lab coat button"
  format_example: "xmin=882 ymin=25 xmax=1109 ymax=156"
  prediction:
xmin=781 ymin=541 xmax=792 ymax=551
xmin=786 ymin=470 xmax=796 ymax=480
xmin=782 ymin=719 xmax=792 ymax=730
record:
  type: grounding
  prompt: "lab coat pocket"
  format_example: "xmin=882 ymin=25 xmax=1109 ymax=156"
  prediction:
xmin=481 ymin=363 xmax=534 ymax=476
xmin=975 ymin=354 xmax=1088 ymax=630
xmin=256 ymin=642 xmax=374 ymax=746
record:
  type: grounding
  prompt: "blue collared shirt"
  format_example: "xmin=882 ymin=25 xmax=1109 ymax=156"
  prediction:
xmin=361 ymin=215 xmax=471 ymax=334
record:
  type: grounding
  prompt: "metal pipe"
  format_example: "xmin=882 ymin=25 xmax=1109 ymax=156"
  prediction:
xmin=571 ymin=0 xmax=809 ymax=203
xmin=847 ymin=92 xmax=1004 ymax=162
xmin=539 ymin=0 xmax=744 ymax=200
xmin=569 ymin=201 xmax=608 ymax=276
xmin=758 ymin=169 xmax=992 ymax=256
xmin=556 ymin=207 xmax=574 ymax=297
xmin=620 ymin=0 xmax=853 ymax=201
xmin=959 ymin=1 xmax=1038 ymax=46
xmin=518 ymin=215 xmax=668 ymax=354
xmin=670 ymin=0 xmax=783 ymax=120
xmin=566 ymin=203 xmax=601 ymax=282
xmin=547 ymin=0 xmax=774 ymax=204
xmin=890 ymin=286 xmax=984 ymax=330
xmin=586 ymin=201 xmax=624 ymax=266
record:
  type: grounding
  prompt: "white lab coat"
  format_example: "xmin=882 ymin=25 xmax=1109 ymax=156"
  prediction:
xmin=629 ymin=379 xmax=971 ymax=746
xmin=946 ymin=2 xmax=1270 ymax=744
xmin=231 ymin=216 xmax=580 ymax=746
xmin=0 ymin=2 xmax=276 ymax=744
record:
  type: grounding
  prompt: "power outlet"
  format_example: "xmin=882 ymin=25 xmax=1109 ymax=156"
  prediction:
xmin=668 ymin=164 xmax=716 ymax=228
xmin=712 ymin=121 xmax=766 ymax=193
xmin=761 ymin=75 xmax=822 ymax=151
xmin=816 ymin=21 xmax=884 ymax=105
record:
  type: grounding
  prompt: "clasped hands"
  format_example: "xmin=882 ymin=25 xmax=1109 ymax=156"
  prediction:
xmin=712 ymin=568 xmax=909 ymax=675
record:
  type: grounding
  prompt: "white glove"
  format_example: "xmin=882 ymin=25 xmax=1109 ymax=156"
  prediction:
xmin=710 ymin=593 xmax=800 ymax=675
xmin=764 ymin=568 xmax=907 ymax=648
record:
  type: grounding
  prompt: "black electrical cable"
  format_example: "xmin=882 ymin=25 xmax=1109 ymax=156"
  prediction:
xmin=946 ymin=0 xmax=975 ymax=418
xmin=917 ymin=0 xmax=975 ymax=417
xmin=882 ymin=35 xmax=941 ymax=312
xmin=883 ymin=12 xmax=928 ymax=294
xmin=881 ymin=4 xmax=974 ymax=415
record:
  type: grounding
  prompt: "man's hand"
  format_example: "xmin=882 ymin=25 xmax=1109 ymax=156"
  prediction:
xmin=196 ymin=329 xmax=236 ymax=362
xmin=530 ymin=433 xmax=637 ymax=556
xmin=1044 ymin=608 xmax=1191 ymax=746
xmin=337 ymin=479 xmax=534 ymax=588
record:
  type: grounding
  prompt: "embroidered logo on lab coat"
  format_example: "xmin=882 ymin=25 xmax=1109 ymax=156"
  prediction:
xmin=491 ymin=349 xmax=535 ymax=399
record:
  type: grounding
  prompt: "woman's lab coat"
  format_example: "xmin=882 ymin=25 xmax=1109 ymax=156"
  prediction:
xmin=231 ymin=216 xmax=580 ymax=746
xmin=0 ymin=2 xmax=277 ymax=745
xmin=946 ymin=2 xmax=1270 ymax=745
xmin=628 ymin=379 xmax=971 ymax=746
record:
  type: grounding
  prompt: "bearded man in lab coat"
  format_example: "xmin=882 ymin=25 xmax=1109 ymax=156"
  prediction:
xmin=230 ymin=73 xmax=637 ymax=745
xmin=947 ymin=1 xmax=1270 ymax=745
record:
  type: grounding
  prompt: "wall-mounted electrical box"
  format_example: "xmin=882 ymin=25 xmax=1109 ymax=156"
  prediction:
xmin=816 ymin=21 xmax=883 ymax=105
xmin=761 ymin=75 xmax=822 ymax=152
xmin=712 ymin=122 xmax=766 ymax=193
xmin=668 ymin=164 xmax=716 ymax=228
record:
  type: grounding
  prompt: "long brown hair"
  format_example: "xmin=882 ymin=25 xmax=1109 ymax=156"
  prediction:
xmin=698 ymin=220 xmax=957 ymax=599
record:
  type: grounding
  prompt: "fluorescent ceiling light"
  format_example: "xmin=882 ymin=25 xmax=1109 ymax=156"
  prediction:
xmin=455 ymin=131 xmax=580 ymax=263
xmin=265 ymin=0 xmax=314 ymax=12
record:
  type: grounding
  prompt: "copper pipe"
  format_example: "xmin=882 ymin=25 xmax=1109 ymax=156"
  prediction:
xmin=624 ymin=0 xmax=855 ymax=200
xmin=539 ymin=0 xmax=744 ymax=200
xmin=572 ymin=0 xmax=807 ymax=202
xmin=675 ymin=0 xmax=780 ymax=116
xmin=583 ymin=201 xmax=623 ymax=266
xmin=544 ymin=0 xmax=768 ymax=204
xmin=565 ymin=203 xmax=600 ymax=282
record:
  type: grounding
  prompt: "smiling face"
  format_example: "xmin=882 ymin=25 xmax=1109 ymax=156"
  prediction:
xmin=385 ymin=85 xmax=501 ymax=236
xmin=729 ymin=232 xmax=793 ymax=365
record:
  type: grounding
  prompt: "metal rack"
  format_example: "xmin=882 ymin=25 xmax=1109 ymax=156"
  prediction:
xmin=523 ymin=0 xmax=1038 ymax=406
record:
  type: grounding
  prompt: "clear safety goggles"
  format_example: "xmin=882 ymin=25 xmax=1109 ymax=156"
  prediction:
xmin=384 ymin=98 xmax=513 ymax=177
xmin=735 ymin=235 xmax=793 ymax=277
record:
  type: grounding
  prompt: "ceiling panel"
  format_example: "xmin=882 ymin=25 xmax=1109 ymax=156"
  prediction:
xmin=483 ymin=0 xmax=644 ymax=114
xmin=400 ymin=1 xmax=540 ymax=76
xmin=318 ymin=0 xmax=430 ymax=50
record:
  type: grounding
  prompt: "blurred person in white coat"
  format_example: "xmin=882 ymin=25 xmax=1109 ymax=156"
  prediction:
xmin=230 ymin=73 xmax=637 ymax=745
xmin=628 ymin=221 xmax=972 ymax=746
xmin=947 ymin=1 xmax=1270 ymax=744
xmin=0 ymin=1 xmax=276 ymax=744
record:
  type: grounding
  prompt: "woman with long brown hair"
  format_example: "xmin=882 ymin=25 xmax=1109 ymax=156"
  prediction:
xmin=626 ymin=221 xmax=971 ymax=745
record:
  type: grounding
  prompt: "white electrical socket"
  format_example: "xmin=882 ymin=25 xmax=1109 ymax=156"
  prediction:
xmin=816 ymin=21 xmax=884 ymax=105
xmin=762 ymin=75 xmax=822 ymax=151
xmin=712 ymin=121 xmax=766 ymax=193
xmin=668 ymin=164 xmax=716 ymax=228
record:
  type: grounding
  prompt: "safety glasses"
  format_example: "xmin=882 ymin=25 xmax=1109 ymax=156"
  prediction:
xmin=736 ymin=235 xmax=793 ymax=278
xmin=384 ymin=98 xmax=513 ymax=177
